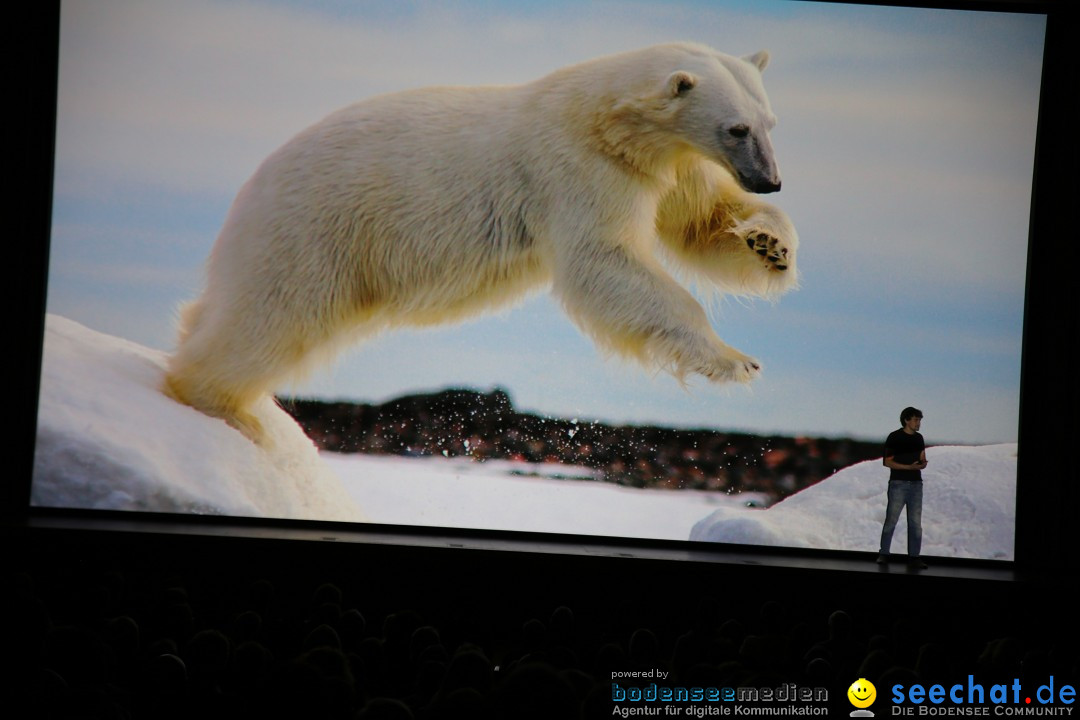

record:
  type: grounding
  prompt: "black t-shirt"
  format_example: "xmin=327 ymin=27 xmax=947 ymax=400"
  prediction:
xmin=885 ymin=429 xmax=925 ymax=482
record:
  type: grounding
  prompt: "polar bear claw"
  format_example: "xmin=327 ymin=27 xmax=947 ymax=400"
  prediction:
xmin=745 ymin=231 xmax=791 ymax=272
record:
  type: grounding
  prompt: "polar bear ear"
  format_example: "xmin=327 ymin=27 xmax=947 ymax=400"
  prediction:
xmin=666 ymin=71 xmax=697 ymax=98
xmin=743 ymin=50 xmax=770 ymax=72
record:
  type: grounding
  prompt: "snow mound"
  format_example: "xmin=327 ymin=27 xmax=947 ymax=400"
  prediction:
xmin=690 ymin=444 xmax=1017 ymax=559
xmin=32 ymin=315 xmax=363 ymax=521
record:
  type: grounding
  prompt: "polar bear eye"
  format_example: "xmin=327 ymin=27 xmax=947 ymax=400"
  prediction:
xmin=729 ymin=125 xmax=750 ymax=138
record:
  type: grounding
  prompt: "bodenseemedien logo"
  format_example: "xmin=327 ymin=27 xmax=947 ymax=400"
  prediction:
xmin=849 ymin=678 xmax=877 ymax=717
xmin=609 ymin=675 xmax=829 ymax=716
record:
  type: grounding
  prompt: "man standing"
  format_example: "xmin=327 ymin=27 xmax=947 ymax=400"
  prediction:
xmin=877 ymin=407 xmax=927 ymax=569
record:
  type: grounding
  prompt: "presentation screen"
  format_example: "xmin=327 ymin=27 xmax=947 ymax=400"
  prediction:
xmin=33 ymin=0 xmax=1044 ymax=561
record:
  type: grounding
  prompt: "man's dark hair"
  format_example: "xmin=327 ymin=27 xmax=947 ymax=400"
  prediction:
xmin=900 ymin=407 xmax=923 ymax=426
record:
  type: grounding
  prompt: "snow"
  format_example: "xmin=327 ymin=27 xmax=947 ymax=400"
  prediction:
xmin=691 ymin=444 xmax=1017 ymax=559
xmin=322 ymin=453 xmax=765 ymax=540
xmin=32 ymin=315 xmax=1017 ymax=559
xmin=32 ymin=315 xmax=363 ymax=521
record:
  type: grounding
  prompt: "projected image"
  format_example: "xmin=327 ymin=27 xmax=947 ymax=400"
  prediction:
xmin=34 ymin=0 xmax=1042 ymax=560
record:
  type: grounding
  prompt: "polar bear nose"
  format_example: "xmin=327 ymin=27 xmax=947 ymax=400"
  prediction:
xmin=746 ymin=177 xmax=781 ymax=194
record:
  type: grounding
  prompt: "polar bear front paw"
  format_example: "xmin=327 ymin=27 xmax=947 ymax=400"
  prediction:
xmin=745 ymin=231 xmax=791 ymax=272
xmin=705 ymin=348 xmax=761 ymax=383
xmin=677 ymin=342 xmax=761 ymax=384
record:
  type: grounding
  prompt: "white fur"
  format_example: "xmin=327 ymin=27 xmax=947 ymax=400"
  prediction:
xmin=165 ymin=42 xmax=800 ymax=442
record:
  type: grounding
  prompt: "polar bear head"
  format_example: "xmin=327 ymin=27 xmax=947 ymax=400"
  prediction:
xmin=606 ymin=44 xmax=783 ymax=194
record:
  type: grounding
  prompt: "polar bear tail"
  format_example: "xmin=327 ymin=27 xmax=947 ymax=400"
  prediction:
xmin=174 ymin=299 xmax=204 ymax=346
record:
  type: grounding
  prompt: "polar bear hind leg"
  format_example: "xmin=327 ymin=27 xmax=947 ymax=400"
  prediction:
xmin=164 ymin=298 xmax=318 ymax=444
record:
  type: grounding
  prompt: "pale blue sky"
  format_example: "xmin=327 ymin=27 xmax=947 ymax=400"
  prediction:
xmin=47 ymin=0 xmax=1045 ymax=444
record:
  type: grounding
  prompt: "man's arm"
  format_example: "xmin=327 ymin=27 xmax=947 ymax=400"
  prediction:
xmin=883 ymin=453 xmax=926 ymax=471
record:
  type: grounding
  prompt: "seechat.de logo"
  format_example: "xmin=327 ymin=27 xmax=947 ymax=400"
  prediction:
xmin=890 ymin=675 xmax=1075 ymax=714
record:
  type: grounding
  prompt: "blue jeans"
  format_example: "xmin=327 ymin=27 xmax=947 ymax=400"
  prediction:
xmin=879 ymin=480 xmax=923 ymax=557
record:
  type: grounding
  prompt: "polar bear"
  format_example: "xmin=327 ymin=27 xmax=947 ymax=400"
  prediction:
xmin=165 ymin=42 xmax=799 ymax=443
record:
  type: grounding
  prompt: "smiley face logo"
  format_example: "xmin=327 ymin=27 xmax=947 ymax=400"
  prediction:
xmin=848 ymin=678 xmax=877 ymax=709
